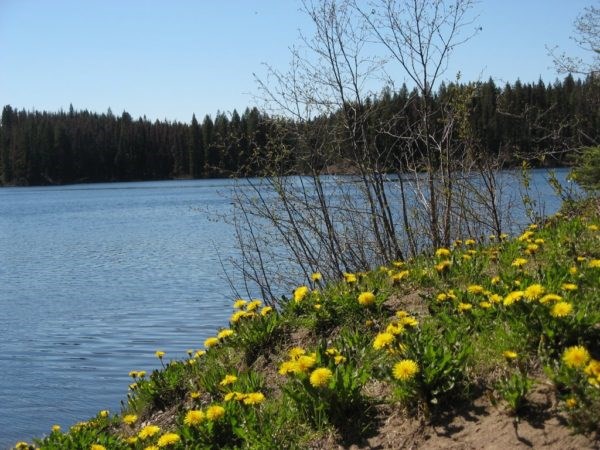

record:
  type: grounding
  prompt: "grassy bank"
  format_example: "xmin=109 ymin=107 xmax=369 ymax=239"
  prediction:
xmin=16 ymin=199 xmax=600 ymax=449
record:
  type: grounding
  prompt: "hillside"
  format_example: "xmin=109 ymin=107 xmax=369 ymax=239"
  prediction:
xmin=16 ymin=199 xmax=600 ymax=449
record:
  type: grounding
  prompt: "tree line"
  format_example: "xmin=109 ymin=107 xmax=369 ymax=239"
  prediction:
xmin=0 ymin=74 xmax=597 ymax=186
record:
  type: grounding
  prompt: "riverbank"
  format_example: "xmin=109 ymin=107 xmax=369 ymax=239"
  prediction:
xmin=18 ymin=198 xmax=599 ymax=449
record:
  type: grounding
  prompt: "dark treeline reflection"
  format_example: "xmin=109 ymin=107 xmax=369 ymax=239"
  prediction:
xmin=1 ymin=74 xmax=597 ymax=186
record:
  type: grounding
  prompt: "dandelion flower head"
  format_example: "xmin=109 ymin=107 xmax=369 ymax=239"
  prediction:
xmin=373 ymin=332 xmax=395 ymax=350
xmin=204 ymin=337 xmax=220 ymax=348
xmin=157 ymin=432 xmax=180 ymax=447
xmin=393 ymin=359 xmax=419 ymax=381
xmin=551 ymin=302 xmax=573 ymax=318
xmin=293 ymin=285 xmax=310 ymax=302
xmin=358 ymin=291 xmax=376 ymax=306
xmin=219 ymin=374 xmax=238 ymax=386
xmin=309 ymin=367 xmax=333 ymax=388
xmin=183 ymin=410 xmax=205 ymax=426
xmin=243 ymin=392 xmax=265 ymax=405
xmin=205 ymin=405 xmax=226 ymax=421
xmin=123 ymin=414 xmax=138 ymax=425
xmin=562 ymin=345 xmax=591 ymax=368
xmin=138 ymin=425 xmax=161 ymax=439
xmin=524 ymin=284 xmax=545 ymax=301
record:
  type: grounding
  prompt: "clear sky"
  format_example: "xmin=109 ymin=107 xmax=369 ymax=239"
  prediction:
xmin=0 ymin=0 xmax=595 ymax=123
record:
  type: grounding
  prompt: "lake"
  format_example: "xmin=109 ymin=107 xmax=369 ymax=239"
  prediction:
xmin=0 ymin=170 xmax=573 ymax=448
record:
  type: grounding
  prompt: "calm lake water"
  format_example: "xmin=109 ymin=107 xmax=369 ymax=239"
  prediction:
xmin=0 ymin=170 xmax=572 ymax=448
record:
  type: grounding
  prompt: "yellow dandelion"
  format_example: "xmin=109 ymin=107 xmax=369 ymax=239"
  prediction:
xmin=233 ymin=299 xmax=247 ymax=309
xmin=138 ymin=425 xmax=161 ymax=439
xmin=539 ymin=293 xmax=562 ymax=304
xmin=465 ymin=239 xmax=476 ymax=246
xmin=91 ymin=445 xmax=106 ymax=450
xmin=126 ymin=437 xmax=138 ymax=444
xmin=569 ymin=266 xmax=578 ymax=275
xmin=205 ymin=405 xmax=226 ymax=421
xmin=461 ymin=253 xmax=472 ymax=261
xmin=458 ymin=302 xmax=472 ymax=312
xmin=511 ymin=258 xmax=528 ymax=267
xmin=392 ymin=260 xmax=405 ymax=267
xmin=525 ymin=243 xmax=539 ymax=254
xmin=288 ymin=347 xmax=306 ymax=359
xmin=246 ymin=299 xmax=262 ymax=311
xmin=523 ymin=284 xmax=545 ymax=301
xmin=435 ymin=260 xmax=452 ymax=272
xmin=565 ymin=398 xmax=578 ymax=409
xmin=309 ymin=367 xmax=333 ymax=388
xmin=503 ymin=350 xmax=518 ymax=360
xmin=534 ymin=238 xmax=544 ymax=244
xmin=587 ymin=224 xmax=599 ymax=231
xmin=386 ymin=322 xmax=405 ymax=335
xmin=551 ymin=302 xmax=573 ymax=318
xmin=157 ymin=432 xmax=180 ymax=447
xmin=373 ymin=332 xmax=395 ymax=350
xmin=391 ymin=270 xmax=410 ymax=284
xmin=183 ymin=410 xmax=205 ymax=426
xmin=561 ymin=283 xmax=578 ymax=291
xmin=584 ymin=360 xmax=600 ymax=378
xmin=293 ymin=285 xmax=310 ymax=302
xmin=435 ymin=248 xmax=451 ymax=258
xmin=392 ymin=359 xmax=419 ymax=381
xmin=194 ymin=350 xmax=205 ymax=358
xmin=99 ymin=410 xmax=109 ymax=418
xmin=217 ymin=329 xmax=234 ymax=340
xmin=358 ymin=291 xmax=376 ymax=306
xmin=230 ymin=310 xmax=245 ymax=323
xmin=155 ymin=350 xmax=165 ymax=359
xmin=219 ymin=374 xmax=238 ymax=386
xmin=479 ymin=301 xmax=492 ymax=309
xmin=400 ymin=316 xmax=419 ymax=327
xmin=343 ymin=272 xmax=357 ymax=283
xmin=311 ymin=272 xmax=322 ymax=281
xmin=491 ymin=276 xmax=501 ymax=285
xmin=242 ymin=392 xmax=265 ymax=405
xmin=145 ymin=445 xmax=159 ymax=450
xmin=588 ymin=259 xmax=600 ymax=268
xmin=295 ymin=355 xmax=317 ymax=373
xmin=128 ymin=370 xmax=139 ymax=378
xmin=562 ymin=346 xmax=591 ymax=368
xmin=334 ymin=355 xmax=346 ymax=364
xmin=190 ymin=391 xmax=201 ymax=399
xmin=52 ymin=424 xmax=61 ymax=433
xmin=467 ymin=284 xmax=485 ymax=295
xmin=488 ymin=293 xmax=502 ymax=303
xmin=204 ymin=337 xmax=219 ymax=348
xmin=518 ymin=230 xmax=534 ymax=241
xmin=503 ymin=291 xmax=524 ymax=306
xmin=436 ymin=293 xmax=448 ymax=301
xmin=260 ymin=306 xmax=273 ymax=316
xmin=14 ymin=443 xmax=29 ymax=450
xmin=123 ymin=414 xmax=138 ymax=425
xmin=278 ymin=361 xmax=297 ymax=375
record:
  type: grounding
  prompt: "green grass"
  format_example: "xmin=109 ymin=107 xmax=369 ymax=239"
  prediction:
xmin=17 ymin=199 xmax=600 ymax=450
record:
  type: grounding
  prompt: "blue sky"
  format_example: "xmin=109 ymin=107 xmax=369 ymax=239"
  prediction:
xmin=0 ymin=0 xmax=595 ymax=123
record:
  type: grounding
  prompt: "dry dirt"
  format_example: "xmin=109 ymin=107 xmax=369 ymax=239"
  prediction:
xmin=334 ymin=394 xmax=599 ymax=450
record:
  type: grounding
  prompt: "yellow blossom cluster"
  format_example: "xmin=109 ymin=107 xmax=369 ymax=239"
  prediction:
xmin=278 ymin=347 xmax=317 ymax=375
xmin=224 ymin=391 xmax=265 ymax=405
xmin=229 ymin=298 xmax=272 ymax=324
